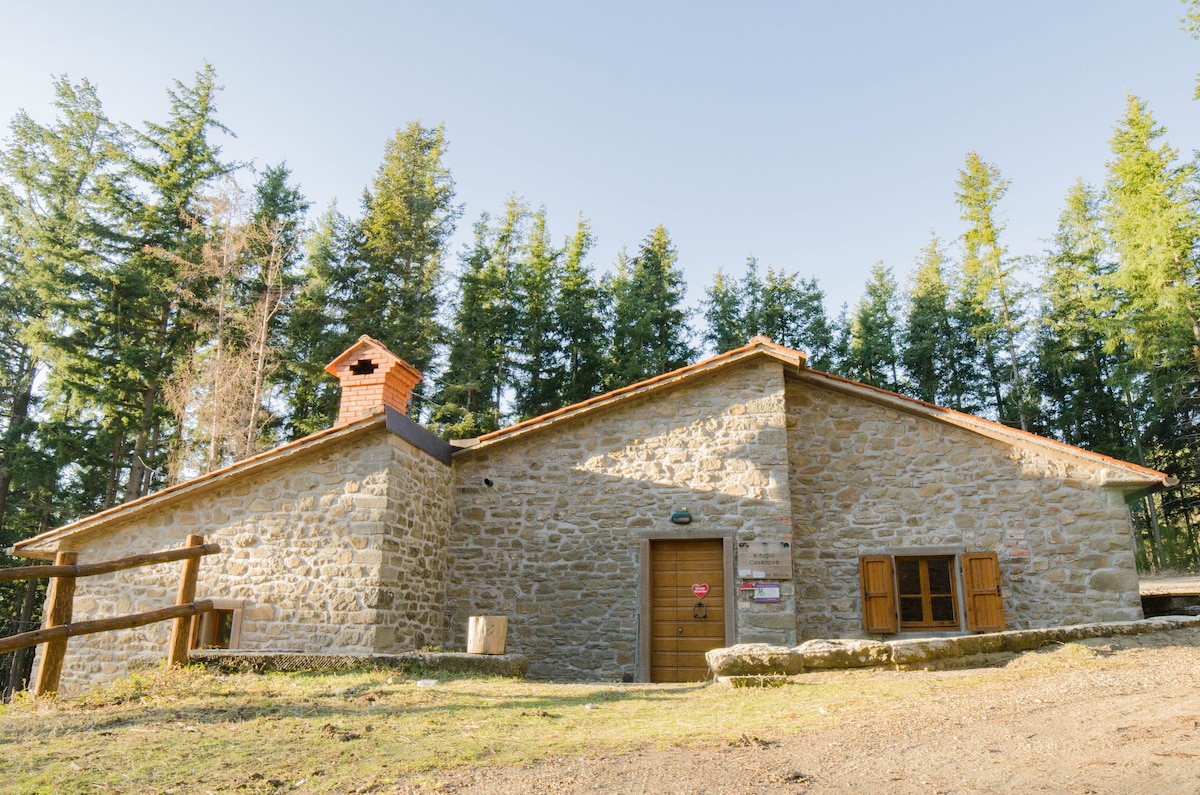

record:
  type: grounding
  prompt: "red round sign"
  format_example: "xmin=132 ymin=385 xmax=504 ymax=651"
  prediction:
xmin=692 ymin=583 xmax=709 ymax=599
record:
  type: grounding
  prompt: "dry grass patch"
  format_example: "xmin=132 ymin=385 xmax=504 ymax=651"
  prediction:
xmin=0 ymin=645 xmax=1121 ymax=794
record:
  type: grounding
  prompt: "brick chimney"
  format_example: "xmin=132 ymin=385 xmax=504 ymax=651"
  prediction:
xmin=325 ymin=335 xmax=423 ymax=426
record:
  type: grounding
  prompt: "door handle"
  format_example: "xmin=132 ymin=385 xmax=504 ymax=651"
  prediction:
xmin=693 ymin=601 xmax=707 ymax=619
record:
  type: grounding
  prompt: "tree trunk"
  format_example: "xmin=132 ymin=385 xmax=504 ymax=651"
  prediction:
xmin=992 ymin=262 xmax=1028 ymax=432
xmin=125 ymin=304 xmax=171 ymax=502
xmin=4 ymin=577 xmax=40 ymax=700
xmin=103 ymin=432 xmax=125 ymax=509
xmin=1123 ymin=388 xmax=1163 ymax=572
xmin=124 ymin=382 xmax=158 ymax=503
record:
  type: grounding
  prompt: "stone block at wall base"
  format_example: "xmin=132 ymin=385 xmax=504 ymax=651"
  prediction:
xmin=190 ymin=649 xmax=529 ymax=678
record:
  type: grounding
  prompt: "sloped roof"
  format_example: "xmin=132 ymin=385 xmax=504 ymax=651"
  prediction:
xmin=453 ymin=336 xmax=1174 ymax=495
xmin=12 ymin=411 xmax=392 ymax=560
xmin=791 ymin=366 xmax=1174 ymax=494
xmin=454 ymin=335 xmax=806 ymax=453
xmin=13 ymin=336 xmax=1174 ymax=558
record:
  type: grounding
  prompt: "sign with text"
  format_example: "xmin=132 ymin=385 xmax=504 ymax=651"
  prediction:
xmin=737 ymin=540 xmax=793 ymax=580
xmin=691 ymin=583 xmax=709 ymax=600
xmin=753 ymin=582 xmax=782 ymax=602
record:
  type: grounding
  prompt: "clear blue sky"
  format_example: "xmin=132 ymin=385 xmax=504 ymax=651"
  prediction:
xmin=3 ymin=1 xmax=1199 ymax=323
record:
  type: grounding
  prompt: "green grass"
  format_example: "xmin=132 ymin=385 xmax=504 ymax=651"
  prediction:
xmin=0 ymin=659 xmax=1034 ymax=794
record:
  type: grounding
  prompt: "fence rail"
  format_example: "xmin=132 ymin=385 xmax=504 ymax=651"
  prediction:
xmin=0 ymin=542 xmax=221 ymax=583
xmin=0 ymin=600 xmax=215 ymax=655
xmin=0 ymin=535 xmax=220 ymax=696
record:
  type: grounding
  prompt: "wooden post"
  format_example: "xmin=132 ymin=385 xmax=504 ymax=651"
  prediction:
xmin=167 ymin=535 xmax=204 ymax=667
xmin=466 ymin=616 xmax=508 ymax=654
xmin=33 ymin=551 xmax=78 ymax=697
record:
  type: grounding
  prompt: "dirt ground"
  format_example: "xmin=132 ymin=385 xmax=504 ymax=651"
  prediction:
xmin=424 ymin=628 xmax=1200 ymax=794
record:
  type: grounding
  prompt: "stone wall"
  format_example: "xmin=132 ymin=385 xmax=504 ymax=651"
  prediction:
xmin=377 ymin=434 xmax=453 ymax=651
xmin=38 ymin=426 xmax=451 ymax=694
xmin=447 ymin=357 xmax=796 ymax=681
xmin=785 ymin=378 xmax=1143 ymax=640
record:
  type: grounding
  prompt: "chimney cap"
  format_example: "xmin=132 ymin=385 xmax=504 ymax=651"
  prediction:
xmin=324 ymin=334 xmax=422 ymax=382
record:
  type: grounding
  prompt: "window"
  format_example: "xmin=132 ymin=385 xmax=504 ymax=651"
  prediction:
xmin=896 ymin=556 xmax=958 ymax=629
xmin=189 ymin=599 xmax=244 ymax=650
xmin=858 ymin=553 xmax=1004 ymax=634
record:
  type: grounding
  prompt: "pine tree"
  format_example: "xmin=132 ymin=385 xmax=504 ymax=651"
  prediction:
xmin=348 ymin=122 xmax=460 ymax=375
xmin=828 ymin=304 xmax=853 ymax=377
xmin=513 ymin=207 xmax=560 ymax=419
xmin=276 ymin=203 xmax=352 ymax=438
xmin=902 ymin=234 xmax=955 ymax=404
xmin=434 ymin=198 xmax=527 ymax=436
xmin=1103 ymin=94 xmax=1200 ymax=572
xmin=703 ymin=266 xmax=745 ymax=354
xmin=432 ymin=217 xmax=495 ymax=438
xmin=701 ymin=258 xmax=836 ymax=366
xmin=1034 ymin=180 xmax=1128 ymax=454
xmin=0 ymin=75 xmax=122 ymax=524
xmin=845 ymin=263 xmax=902 ymax=391
xmin=115 ymin=64 xmax=234 ymax=501
xmin=550 ymin=216 xmax=607 ymax=406
xmin=945 ymin=269 xmax=994 ymax=416
xmin=761 ymin=271 xmax=835 ymax=369
xmin=1103 ymin=95 xmax=1200 ymax=373
xmin=955 ymin=152 xmax=1030 ymax=429
xmin=607 ymin=225 xmax=692 ymax=387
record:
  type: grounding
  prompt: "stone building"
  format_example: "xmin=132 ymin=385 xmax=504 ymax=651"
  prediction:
xmin=13 ymin=335 xmax=1174 ymax=690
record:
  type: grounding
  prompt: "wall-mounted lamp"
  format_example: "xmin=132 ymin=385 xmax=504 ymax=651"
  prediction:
xmin=670 ymin=510 xmax=692 ymax=525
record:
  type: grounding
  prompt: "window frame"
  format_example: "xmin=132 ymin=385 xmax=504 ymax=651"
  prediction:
xmin=895 ymin=555 xmax=960 ymax=630
xmin=189 ymin=598 xmax=244 ymax=650
xmin=858 ymin=550 xmax=1005 ymax=635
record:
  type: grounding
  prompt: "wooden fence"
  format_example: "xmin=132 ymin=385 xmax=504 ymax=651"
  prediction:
xmin=0 ymin=534 xmax=221 ymax=696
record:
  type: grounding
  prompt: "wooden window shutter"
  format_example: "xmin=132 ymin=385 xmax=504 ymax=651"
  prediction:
xmin=962 ymin=552 xmax=1006 ymax=632
xmin=859 ymin=555 xmax=898 ymax=634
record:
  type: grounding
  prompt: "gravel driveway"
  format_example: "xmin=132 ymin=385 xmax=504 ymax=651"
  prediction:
xmin=426 ymin=627 xmax=1200 ymax=794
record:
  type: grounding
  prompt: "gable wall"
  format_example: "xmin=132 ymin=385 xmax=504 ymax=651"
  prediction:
xmin=447 ymin=357 xmax=794 ymax=680
xmin=39 ymin=429 xmax=450 ymax=694
xmin=785 ymin=378 xmax=1142 ymax=639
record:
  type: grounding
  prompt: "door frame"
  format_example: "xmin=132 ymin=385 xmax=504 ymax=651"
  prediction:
xmin=637 ymin=534 xmax=736 ymax=683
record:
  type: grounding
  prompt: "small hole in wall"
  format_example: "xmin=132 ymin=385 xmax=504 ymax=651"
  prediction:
xmin=350 ymin=358 xmax=378 ymax=375
xmin=483 ymin=478 xmax=494 ymax=487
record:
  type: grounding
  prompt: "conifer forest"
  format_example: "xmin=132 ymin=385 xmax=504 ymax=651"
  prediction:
xmin=5 ymin=20 xmax=1200 ymax=644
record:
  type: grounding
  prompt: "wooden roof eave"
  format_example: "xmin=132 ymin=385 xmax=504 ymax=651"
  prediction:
xmin=788 ymin=368 xmax=1175 ymax=493
xmin=10 ymin=411 xmax=391 ymax=560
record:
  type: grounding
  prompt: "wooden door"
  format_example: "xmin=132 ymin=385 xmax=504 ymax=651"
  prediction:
xmin=650 ymin=538 xmax=726 ymax=683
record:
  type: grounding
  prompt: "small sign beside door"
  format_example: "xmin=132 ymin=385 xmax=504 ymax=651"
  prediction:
xmin=691 ymin=583 xmax=709 ymax=599
xmin=753 ymin=582 xmax=781 ymax=602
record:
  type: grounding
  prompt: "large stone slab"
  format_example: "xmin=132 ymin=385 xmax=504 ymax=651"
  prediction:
xmin=795 ymin=638 xmax=892 ymax=669
xmin=706 ymin=616 xmax=1200 ymax=677
xmin=706 ymin=643 xmax=805 ymax=676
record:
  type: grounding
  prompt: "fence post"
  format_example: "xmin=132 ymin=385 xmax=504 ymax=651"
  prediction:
xmin=167 ymin=535 xmax=204 ymax=667
xmin=33 ymin=550 xmax=78 ymax=697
